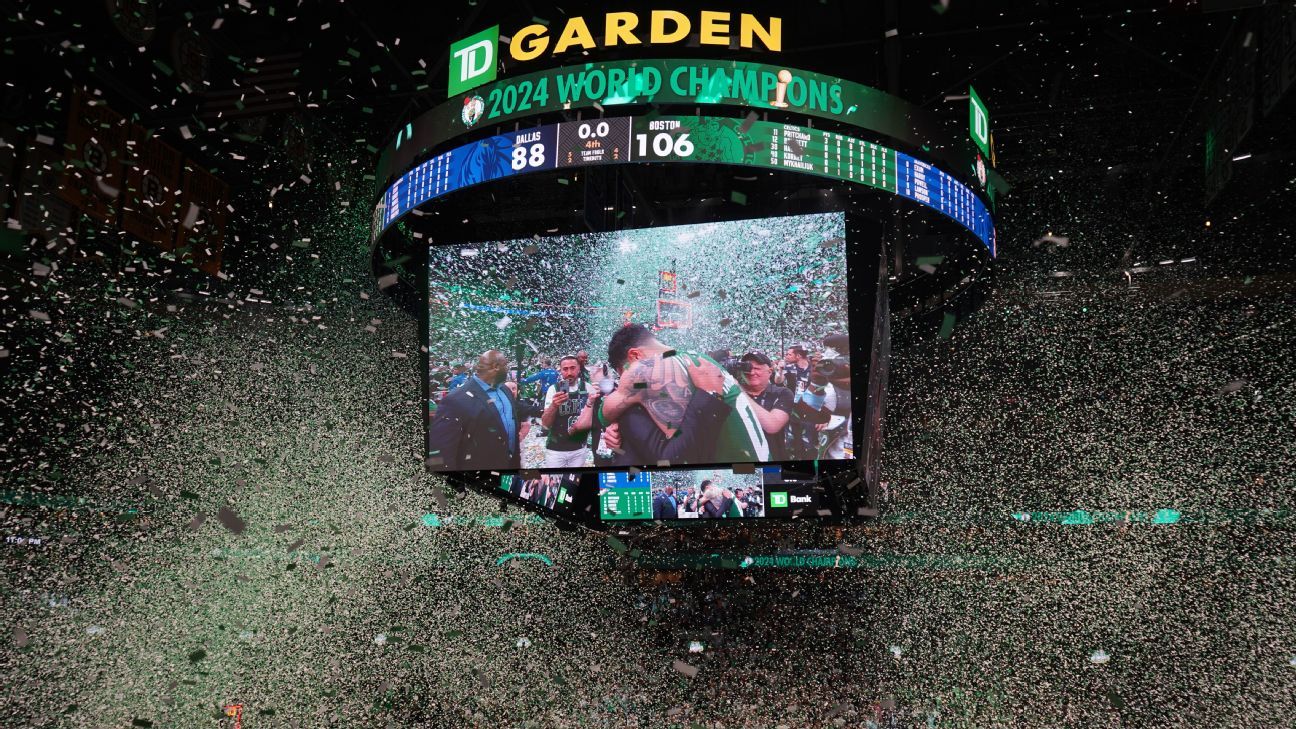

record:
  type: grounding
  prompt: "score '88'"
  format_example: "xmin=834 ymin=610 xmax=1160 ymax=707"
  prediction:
xmin=511 ymin=143 xmax=546 ymax=170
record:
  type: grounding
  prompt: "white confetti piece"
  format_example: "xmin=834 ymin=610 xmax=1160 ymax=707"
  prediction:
xmin=181 ymin=203 xmax=201 ymax=229
xmin=672 ymin=659 xmax=698 ymax=678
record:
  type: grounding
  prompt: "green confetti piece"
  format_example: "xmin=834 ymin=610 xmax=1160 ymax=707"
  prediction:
xmin=939 ymin=312 xmax=956 ymax=339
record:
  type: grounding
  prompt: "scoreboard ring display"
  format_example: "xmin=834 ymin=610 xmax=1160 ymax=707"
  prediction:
xmin=371 ymin=113 xmax=996 ymax=254
xmin=374 ymin=58 xmax=1006 ymax=204
xmin=374 ymin=106 xmax=998 ymax=533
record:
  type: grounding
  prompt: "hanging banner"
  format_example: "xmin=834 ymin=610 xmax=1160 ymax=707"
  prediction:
xmin=968 ymin=85 xmax=990 ymax=158
xmin=655 ymin=299 xmax=691 ymax=329
xmin=59 ymin=89 xmax=129 ymax=223
xmin=121 ymin=125 xmax=183 ymax=250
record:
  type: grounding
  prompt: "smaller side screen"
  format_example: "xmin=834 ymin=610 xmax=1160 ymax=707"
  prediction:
xmin=597 ymin=466 xmax=826 ymax=522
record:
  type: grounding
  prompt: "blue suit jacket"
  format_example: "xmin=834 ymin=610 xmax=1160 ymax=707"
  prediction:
xmin=427 ymin=378 xmax=521 ymax=471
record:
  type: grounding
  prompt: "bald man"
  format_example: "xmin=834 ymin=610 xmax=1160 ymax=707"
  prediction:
xmin=426 ymin=350 xmax=522 ymax=471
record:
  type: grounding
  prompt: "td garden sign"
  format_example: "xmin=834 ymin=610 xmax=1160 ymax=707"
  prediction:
xmin=449 ymin=9 xmax=783 ymax=95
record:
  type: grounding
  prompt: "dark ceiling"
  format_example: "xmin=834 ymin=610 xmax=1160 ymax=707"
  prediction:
xmin=3 ymin=0 xmax=1292 ymax=266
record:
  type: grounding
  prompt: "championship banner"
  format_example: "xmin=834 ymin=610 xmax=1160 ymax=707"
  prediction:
xmin=121 ymin=125 xmax=183 ymax=250
xmin=59 ymin=90 xmax=129 ymax=223
xmin=175 ymin=162 xmax=229 ymax=275
xmin=655 ymin=299 xmax=691 ymax=329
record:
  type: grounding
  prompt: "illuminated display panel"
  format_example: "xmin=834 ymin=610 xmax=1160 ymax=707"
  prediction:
xmin=424 ymin=213 xmax=853 ymax=475
xmin=378 ymin=58 xmax=987 ymax=192
xmin=374 ymin=115 xmax=995 ymax=255
xmin=596 ymin=466 xmax=823 ymax=522
xmin=599 ymin=468 xmax=768 ymax=521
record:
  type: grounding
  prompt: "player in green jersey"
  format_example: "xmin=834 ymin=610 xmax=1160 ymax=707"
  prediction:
xmin=598 ymin=324 xmax=772 ymax=464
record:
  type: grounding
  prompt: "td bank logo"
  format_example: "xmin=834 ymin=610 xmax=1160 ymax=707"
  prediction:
xmin=448 ymin=12 xmax=783 ymax=98
xmin=449 ymin=25 xmax=499 ymax=96
xmin=769 ymin=491 xmax=789 ymax=508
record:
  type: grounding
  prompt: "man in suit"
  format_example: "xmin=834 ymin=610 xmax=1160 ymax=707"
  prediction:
xmin=652 ymin=486 xmax=678 ymax=520
xmin=426 ymin=350 xmax=521 ymax=471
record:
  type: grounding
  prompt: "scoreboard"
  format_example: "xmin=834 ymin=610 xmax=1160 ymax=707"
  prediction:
xmin=376 ymin=115 xmax=995 ymax=255
xmin=599 ymin=471 xmax=652 ymax=521
xmin=375 ymin=58 xmax=998 ymax=202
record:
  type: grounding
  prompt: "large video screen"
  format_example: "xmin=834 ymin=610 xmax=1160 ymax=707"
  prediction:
xmin=425 ymin=212 xmax=852 ymax=473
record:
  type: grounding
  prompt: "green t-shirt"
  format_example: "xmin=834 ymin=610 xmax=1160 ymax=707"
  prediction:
xmin=664 ymin=351 xmax=770 ymax=463
xmin=543 ymin=380 xmax=592 ymax=451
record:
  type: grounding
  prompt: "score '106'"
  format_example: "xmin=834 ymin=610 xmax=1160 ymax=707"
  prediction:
xmin=636 ymin=131 xmax=693 ymax=158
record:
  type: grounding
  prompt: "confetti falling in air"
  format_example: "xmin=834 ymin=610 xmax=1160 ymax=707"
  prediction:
xmin=0 ymin=4 xmax=1294 ymax=729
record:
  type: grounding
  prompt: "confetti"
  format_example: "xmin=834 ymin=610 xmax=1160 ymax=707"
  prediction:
xmin=216 ymin=506 xmax=246 ymax=534
xmin=0 ymin=13 xmax=1291 ymax=729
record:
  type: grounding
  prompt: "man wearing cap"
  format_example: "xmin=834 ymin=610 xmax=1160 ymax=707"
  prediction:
xmin=737 ymin=351 xmax=795 ymax=462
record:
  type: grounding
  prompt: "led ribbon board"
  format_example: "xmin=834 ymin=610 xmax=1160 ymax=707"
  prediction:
xmin=373 ymin=115 xmax=996 ymax=255
xmin=379 ymin=59 xmax=995 ymax=198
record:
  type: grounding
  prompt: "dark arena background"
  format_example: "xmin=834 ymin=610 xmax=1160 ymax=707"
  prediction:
xmin=3 ymin=1 xmax=1296 ymax=727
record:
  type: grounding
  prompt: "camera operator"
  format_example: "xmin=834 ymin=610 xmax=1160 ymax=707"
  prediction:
xmin=539 ymin=355 xmax=596 ymax=468
xmin=735 ymin=352 xmax=794 ymax=462
xmin=819 ymin=334 xmax=852 ymax=400
xmin=798 ymin=334 xmax=853 ymax=460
